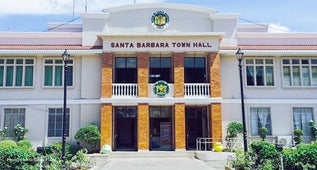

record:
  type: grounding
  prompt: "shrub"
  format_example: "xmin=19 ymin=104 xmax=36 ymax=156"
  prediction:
xmin=0 ymin=147 xmax=39 ymax=169
xmin=18 ymin=140 xmax=33 ymax=150
xmin=75 ymin=124 xmax=101 ymax=153
xmin=0 ymin=139 xmax=17 ymax=148
xmin=250 ymin=141 xmax=280 ymax=169
xmin=225 ymin=122 xmax=243 ymax=151
xmin=0 ymin=127 xmax=8 ymax=140
xmin=259 ymin=127 xmax=268 ymax=141
xmin=283 ymin=142 xmax=317 ymax=169
xmin=293 ymin=128 xmax=303 ymax=145
xmin=14 ymin=124 xmax=28 ymax=141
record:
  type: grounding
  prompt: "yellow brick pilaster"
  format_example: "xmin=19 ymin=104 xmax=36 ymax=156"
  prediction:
xmin=208 ymin=52 xmax=222 ymax=143
xmin=208 ymin=52 xmax=222 ymax=98
xmin=138 ymin=103 xmax=149 ymax=150
xmin=175 ymin=103 xmax=186 ymax=150
xmin=173 ymin=53 xmax=184 ymax=98
xmin=101 ymin=53 xmax=113 ymax=98
xmin=138 ymin=52 xmax=149 ymax=97
xmin=100 ymin=103 xmax=112 ymax=148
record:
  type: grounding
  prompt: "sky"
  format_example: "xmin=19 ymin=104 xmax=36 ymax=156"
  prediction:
xmin=0 ymin=0 xmax=316 ymax=32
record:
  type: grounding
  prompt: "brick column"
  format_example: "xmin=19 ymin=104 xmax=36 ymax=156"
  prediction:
xmin=175 ymin=103 xmax=186 ymax=150
xmin=207 ymin=52 xmax=222 ymax=142
xmin=173 ymin=52 xmax=184 ymax=98
xmin=138 ymin=52 xmax=149 ymax=97
xmin=100 ymin=103 xmax=112 ymax=148
xmin=138 ymin=103 xmax=149 ymax=150
xmin=208 ymin=52 xmax=222 ymax=98
xmin=210 ymin=104 xmax=222 ymax=143
xmin=101 ymin=53 xmax=113 ymax=98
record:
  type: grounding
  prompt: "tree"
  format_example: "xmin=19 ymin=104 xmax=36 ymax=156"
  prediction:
xmin=225 ymin=122 xmax=243 ymax=151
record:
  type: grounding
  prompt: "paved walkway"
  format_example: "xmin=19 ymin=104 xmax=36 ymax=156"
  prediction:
xmin=91 ymin=157 xmax=226 ymax=170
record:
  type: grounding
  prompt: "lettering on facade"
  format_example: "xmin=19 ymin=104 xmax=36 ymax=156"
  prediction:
xmin=110 ymin=42 xmax=212 ymax=49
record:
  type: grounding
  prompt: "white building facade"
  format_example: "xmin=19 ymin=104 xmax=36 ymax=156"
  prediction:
xmin=0 ymin=3 xmax=316 ymax=150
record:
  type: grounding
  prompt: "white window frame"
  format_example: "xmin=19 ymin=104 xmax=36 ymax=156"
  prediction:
xmin=292 ymin=107 xmax=314 ymax=136
xmin=47 ymin=108 xmax=70 ymax=137
xmin=3 ymin=107 xmax=26 ymax=138
xmin=0 ymin=58 xmax=35 ymax=88
xmin=282 ymin=58 xmax=317 ymax=87
xmin=43 ymin=58 xmax=74 ymax=87
xmin=245 ymin=58 xmax=275 ymax=87
xmin=249 ymin=107 xmax=272 ymax=136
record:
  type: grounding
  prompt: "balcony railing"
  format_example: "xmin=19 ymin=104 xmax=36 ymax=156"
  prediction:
xmin=112 ymin=84 xmax=138 ymax=97
xmin=184 ymin=83 xmax=210 ymax=97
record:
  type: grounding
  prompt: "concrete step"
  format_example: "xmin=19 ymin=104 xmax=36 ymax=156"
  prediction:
xmin=109 ymin=151 xmax=195 ymax=159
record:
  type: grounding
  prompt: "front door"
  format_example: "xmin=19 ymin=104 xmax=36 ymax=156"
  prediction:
xmin=149 ymin=106 xmax=174 ymax=151
xmin=185 ymin=106 xmax=208 ymax=150
xmin=113 ymin=106 xmax=137 ymax=151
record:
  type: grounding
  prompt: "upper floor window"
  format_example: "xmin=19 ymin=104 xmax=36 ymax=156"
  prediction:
xmin=4 ymin=108 xmax=26 ymax=137
xmin=245 ymin=58 xmax=274 ymax=86
xmin=44 ymin=59 xmax=73 ymax=87
xmin=0 ymin=59 xmax=34 ymax=87
xmin=250 ymin=107 xmax=272 ymax=136
xmin=115 ymin=57 xmax=137 ymax=83
xmin=282 ymin=58 xmax=317 ymax=87
xmin=184 ymin=57 xmax=206 ymax=83
xmin=48 ymin=108 xmax=70 ymax=137
xmin=149 ymin=57 xmax=172 ymax=83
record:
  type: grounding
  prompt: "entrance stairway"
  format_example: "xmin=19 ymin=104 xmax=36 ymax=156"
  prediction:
xmin=109 ymin=151 xmax=195 ymax=159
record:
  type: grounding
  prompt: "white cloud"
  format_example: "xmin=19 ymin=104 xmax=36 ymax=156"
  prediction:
xmin=0 ymin=0 xmax=164 ymax=15
xmin=267 ymin=23 xmax=291 ymax=33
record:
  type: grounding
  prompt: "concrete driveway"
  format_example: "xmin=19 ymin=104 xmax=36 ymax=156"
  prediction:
xmin=93 ymin=157 xmax=213 ymax=170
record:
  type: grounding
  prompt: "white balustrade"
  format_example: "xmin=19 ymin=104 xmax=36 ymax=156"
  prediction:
xmin=112 ymin=84 xmax=138 ymax=97
xmin=184 ymin=83 xmax=210 ymax=97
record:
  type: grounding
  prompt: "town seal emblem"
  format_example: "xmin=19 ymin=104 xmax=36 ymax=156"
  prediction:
xmin=151 ymin=11 xmax=169 ymax=29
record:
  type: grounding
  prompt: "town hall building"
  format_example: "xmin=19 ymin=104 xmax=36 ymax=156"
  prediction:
xmin=0 ymin=3 xmax=316 ymax=151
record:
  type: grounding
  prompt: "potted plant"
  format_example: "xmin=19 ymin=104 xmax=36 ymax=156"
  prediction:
xmin=259 ymin=127 xmax=268 ymax=141
xmin=293 ymin=128 xmax=303 ymax=145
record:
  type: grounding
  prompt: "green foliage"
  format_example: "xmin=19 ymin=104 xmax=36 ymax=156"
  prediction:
xmin=226 ymin=122 xmax=243 ymax=138
xmin=259 ymin=127 xmax=268 ymax=141
xmin=293 ymin=128 xmax=303 ymax=145
xmin=228 ymin=150 xmax=253 ymax=170
xmin=283 ymin=142 xmax=317 ymax=169
xmin=309 ymin=120 xmax=317 ymax=141
xmin=75 ymin=124 xmax=101 ymax=153
xmin=225 ymin=122 xmax=243 ymax=151
xmin=17 ymin=139 xmax=33 ymax=150
xmin=70 ymin=149 xmax=94 ymax=169
xmin=14 ymin=124 xmax=28 ymax=141
xmin=0 ymin=147 xmax=39 ymax=170
xmin=250 ymin=141 xmax=280 ymax=169
xmin=0 ymin=127 xmax=8 ymax=140
xmin=0 ymin=139 xmax=18 ymax=148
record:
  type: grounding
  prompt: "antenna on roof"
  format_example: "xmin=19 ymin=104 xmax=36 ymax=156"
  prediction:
xmin=85 ymin=0 xmax=87 ymax=12
xmin=72 ymin=0 xmax=75 ymax=19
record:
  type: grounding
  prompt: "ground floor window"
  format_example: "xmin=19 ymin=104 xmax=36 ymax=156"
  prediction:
xmin=293 ymin=107 xmax=313 ymax=136
xmin=48 ymin=108 xmax=70 ymax=137
xmin=250 ymin=107 xmax=272 ymax=136
xmin=149 ymin=106 xmax=173 ymax=151
xmin=4 ymin=108 xmax=26 ymax=137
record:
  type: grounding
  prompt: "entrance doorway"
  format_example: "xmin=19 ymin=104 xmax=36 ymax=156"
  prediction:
xmin=149 ymin=106 xmax=174 ymax=151
xmin=113 ymin=106 xmax=137 ymax=151
xmin=185 ymin=106 xmax=209 ymax=150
